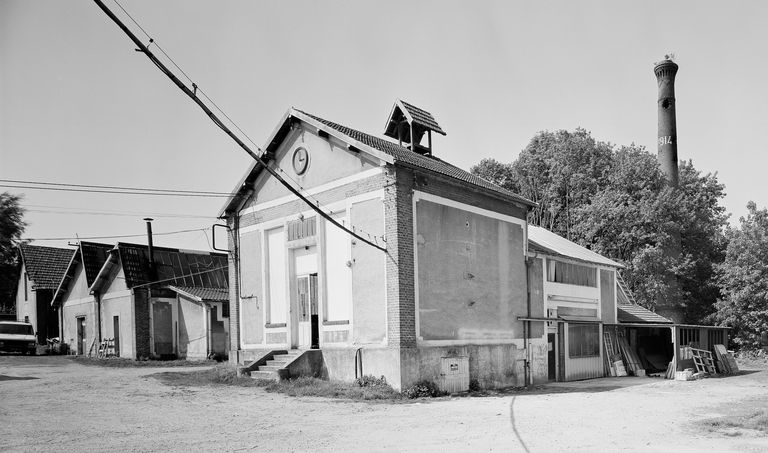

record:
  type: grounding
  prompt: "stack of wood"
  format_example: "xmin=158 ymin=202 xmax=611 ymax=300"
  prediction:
xmin=617 ymin=335 xmax=645 ymax=376
xmin=714 ymin=344 xmax=739 ymax=374
xmin=664 ymin=361 xmax=675 ymax=379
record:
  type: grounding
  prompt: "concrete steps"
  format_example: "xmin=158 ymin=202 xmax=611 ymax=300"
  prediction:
xmin=249 ymin=350 xmax=303 ymax=381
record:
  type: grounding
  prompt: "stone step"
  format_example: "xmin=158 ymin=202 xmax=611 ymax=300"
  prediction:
xmin=266 ymin=359 xmax=290 ymax=367
xmin=258 ymin=365 xmax=283 ymax=372
xmin=272 ymin=354 xmax=301 ymax=362
xmin=250 ymin=370 xmax=278 ymax=380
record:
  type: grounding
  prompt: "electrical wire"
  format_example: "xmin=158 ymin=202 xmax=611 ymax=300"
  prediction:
xmin=94 ymin=0 xmax=387 ymax=252
xmin=24 ymin=205 xmax=215 ymax=219
xmin=0 ymin=179 xmax=229 ymax=195
xmin=130 ymin=265 xmax=228 ymax=289
xmin=1 ymin=184 xmax=232 ymax=198
xmin=22 ymin=227 xmax=208 ymax=241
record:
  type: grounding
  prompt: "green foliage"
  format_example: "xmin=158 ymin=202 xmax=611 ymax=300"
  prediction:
xmin=355 ymin=374 xmax=389 ymax=388
xmin=471 ymin=130 xmax=729 ymax=321
xmin=714 ymin=202 xmax=768 ymax=347
xmin=403 ymin=380 xmax=447 ymax=399
xmin=0 ymin=193 xmax=26 ymax=311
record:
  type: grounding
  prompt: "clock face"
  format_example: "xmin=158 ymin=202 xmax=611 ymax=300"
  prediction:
xmin=292 ymin=147 xmax=309 ymax=175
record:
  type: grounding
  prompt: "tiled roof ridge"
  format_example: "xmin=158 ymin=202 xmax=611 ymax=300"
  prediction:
xmin=114 ymin=241 xmax=226 ymax=256
xmin=294 ymin=108 xmax=535 ymax=206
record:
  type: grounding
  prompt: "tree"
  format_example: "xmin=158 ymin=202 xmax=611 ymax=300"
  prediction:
xmin=714 ymin=202 xmax=768 ymax=348
xmin=471 ymin=130 xmax=729 ymax=322
xmin=0 ymin=193 xmax=26 ymax=312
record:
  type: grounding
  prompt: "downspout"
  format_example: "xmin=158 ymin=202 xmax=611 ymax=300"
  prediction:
xmin=524 ymin=257 xmax=532 ymax=387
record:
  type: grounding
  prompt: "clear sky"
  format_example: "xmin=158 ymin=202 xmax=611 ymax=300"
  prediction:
xmin=2 ymin=0 xmax=767 ymax=251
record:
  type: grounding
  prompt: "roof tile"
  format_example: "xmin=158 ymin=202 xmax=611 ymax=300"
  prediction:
xmin=19 ymin=244 xmax=76 ymax=290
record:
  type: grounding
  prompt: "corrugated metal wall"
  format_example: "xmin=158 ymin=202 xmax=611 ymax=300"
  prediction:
xmin=564 ymin=323 xmax=604 ymax=381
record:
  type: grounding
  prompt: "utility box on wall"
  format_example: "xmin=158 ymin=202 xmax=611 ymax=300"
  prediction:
xmin=439 ymin=356 xmax=469 ymax=393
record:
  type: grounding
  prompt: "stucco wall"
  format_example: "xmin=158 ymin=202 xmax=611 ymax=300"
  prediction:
xmin=415 ymin=198 xmax=527 ymax=342
xmin=101 ymin=292 xmax=134 ymax=358
xmin=350 ymin=198 xmax=386 ymax=344
xmin=15 ymin=265 xmax=35 ymax=327
xmin=239 ymin=230 xmax=263 ymax=347
xmin=246 ymin=126 xmax=377 ymax=207
xmin=60 ymin=265 xmax=96 ymax=354
xmin=178 ymin=296 xmax=207 ymax=360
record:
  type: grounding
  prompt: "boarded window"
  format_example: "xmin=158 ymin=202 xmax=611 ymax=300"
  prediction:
xmin=547 ymin=260 xmax=596 ymax=287
xmin=266 ymin=228 xmax=287 ymax=324
xmin=568 ymin=323 xmax=600 ymax=358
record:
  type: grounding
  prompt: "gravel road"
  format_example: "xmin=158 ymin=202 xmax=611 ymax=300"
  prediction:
xmin=1 ymin=355 xmax=766 ymax=452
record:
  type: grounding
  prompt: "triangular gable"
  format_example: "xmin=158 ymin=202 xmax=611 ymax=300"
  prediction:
xmin=18 ymin=244 xmax=75 ymax=290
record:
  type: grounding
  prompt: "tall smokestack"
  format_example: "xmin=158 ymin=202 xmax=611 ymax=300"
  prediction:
xmin=654 ymin=57 xmax=683 ymax=322
xmin=655 ymin=57 xmax=679 ymax=187
xmin=144 ymin=218 xmax=156 ymax=280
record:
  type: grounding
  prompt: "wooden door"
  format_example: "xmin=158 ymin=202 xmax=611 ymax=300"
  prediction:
xmin=76 ymin=317 xmax=86 ymax=355
xmin=548 ymin=333 xmax=556 ymax=381
xmin=152 ymin=301 xmax=173 ymax=356
xmin=113 ymin=316 xmax=120 ymax=357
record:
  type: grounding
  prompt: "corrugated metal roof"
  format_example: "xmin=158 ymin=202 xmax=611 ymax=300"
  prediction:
xmin=116 ymin=243 xmax=228 ymax=290
xmin=19 ymin=244 xmax=76 ymax=290
xmin=617 ymin=305 xmax=673 ymax=324
xmin=528 ymin=225 xmax=622 ymax=268
xmin=167 ymin=286 xmax=229 ymax=302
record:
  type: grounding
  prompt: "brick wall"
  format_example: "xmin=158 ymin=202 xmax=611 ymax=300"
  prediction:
xmin=239 ymin=173 xmax=385 ymax=228
xmin=133 ymin=288 xmax=150 ymax=359
xmin=227 ymin=216 xmax=240 ymax=361
xmin=384 ymin=166 xmax=417 ymax=348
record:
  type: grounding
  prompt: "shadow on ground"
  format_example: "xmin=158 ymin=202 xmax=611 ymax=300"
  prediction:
xmin=0 ymin=375 xmax=39 ymax=381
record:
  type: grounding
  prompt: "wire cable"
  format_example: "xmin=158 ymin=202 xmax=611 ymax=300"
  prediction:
xmin=0 ymin=178 xmax=229 ymax=195
xmin=1 ymin=184 xmax=233 ymax=198
xmin=22 ymin=227 xmax=207 ymax=241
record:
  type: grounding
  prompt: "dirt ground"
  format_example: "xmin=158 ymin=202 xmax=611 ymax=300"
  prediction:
xmin=1 ymin=355 xmax=767 ymax=452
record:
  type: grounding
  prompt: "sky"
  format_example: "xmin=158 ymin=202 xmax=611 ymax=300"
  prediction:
xmin=2 ymin=0 xmax=767 ymax=252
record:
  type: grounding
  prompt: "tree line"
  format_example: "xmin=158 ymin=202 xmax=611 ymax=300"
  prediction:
xmin=471 ymin=128 xmax=766 ymax=348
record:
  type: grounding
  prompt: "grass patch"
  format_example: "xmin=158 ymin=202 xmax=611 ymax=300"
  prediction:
xmin=71 ymin=356 xmax=216 ymax=368
xmin=152 ymin=366 xmax=403 ymax=401
xmin=703 ymin=409 xmax=768 ymax=436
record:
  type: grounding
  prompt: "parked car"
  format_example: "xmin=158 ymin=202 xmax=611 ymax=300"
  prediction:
xmin=0 ymin=321 xmax=37 ymax=355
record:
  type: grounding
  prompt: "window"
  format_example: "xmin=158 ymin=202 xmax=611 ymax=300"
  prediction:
xmin=547 ymin=260 xmax=597 ymax=287
xmin=266 ymin=228 xmax=287 ymax=325
xmin=680 ymin=328 xmax=700 ymax=347
xmin=324 ymin=214 xmax=352 ymax=322
xmin=568 ymin=323 xmax=600 ymax=358
xmin=23 ymin=272 xmax=28 ymax=301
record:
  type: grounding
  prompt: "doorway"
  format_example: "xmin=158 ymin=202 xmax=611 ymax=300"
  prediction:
xmin=293 ymin=246 xmax=318 ymax=349
xmin=152 ymin=301 xmax=174 ymax=357
xmin=113 ymin=316 xmax=120 ymax=357
xmin=547 ymin=333 xmax=556 ymax=381
xmin=76 ymin=316 xmax=86 ymax=355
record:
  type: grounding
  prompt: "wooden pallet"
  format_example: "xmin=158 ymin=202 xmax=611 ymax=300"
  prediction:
xmin=690 ymin=348 xmax=717 ymax=374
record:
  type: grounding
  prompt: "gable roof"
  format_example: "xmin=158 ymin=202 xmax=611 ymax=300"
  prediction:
xmin=528 ymin=225 xmax=622 ymax=268
xmin=91 ymin=243 xmax=228 ymax=292
xmin=52 ymin=242 xmax=116 ymax=304
xmin=220 ymin=107 xmax=535 ymax=216
xmin=384 ymin=99 xmax=446 ymax=139
xmin=18 ymin=244 xmax=76 ymax=290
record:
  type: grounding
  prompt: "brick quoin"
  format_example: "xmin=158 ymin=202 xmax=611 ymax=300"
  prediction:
xmin=384 ymin=166 xmax=416 ymax=348
xmin=227 ymin=219 xmax=240 ymax=360
xmin=133 ymin=288 xmax=151 ymax=359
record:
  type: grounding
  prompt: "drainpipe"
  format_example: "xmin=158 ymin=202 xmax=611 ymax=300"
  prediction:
xmin=524 ymin=257 xmax=533 ymax=387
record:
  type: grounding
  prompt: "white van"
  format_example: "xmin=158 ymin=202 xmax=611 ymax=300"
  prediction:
xmin=0 ymin=321 xmax=37 ymax=355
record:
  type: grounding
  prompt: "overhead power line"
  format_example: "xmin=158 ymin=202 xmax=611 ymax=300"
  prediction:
xmin=24 ymin=204 xmax=216 ymax=219
xmin=22 ymin=227 xmax=208 ymax=242
xmin=0 ymin=179 xmax=230 ymax=195
xmin=93 ymin=0 xmax=387 ymax=253
xmin=1 ymin=184 xmax=232 ymax=198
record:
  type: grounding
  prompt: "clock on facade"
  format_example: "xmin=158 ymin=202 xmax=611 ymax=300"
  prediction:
xmin=292 ymin=147 xmax=309 ymax=175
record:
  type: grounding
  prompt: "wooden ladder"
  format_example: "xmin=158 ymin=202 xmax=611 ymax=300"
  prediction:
xmin=616 ymin=272 xmax=638 ymax=305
